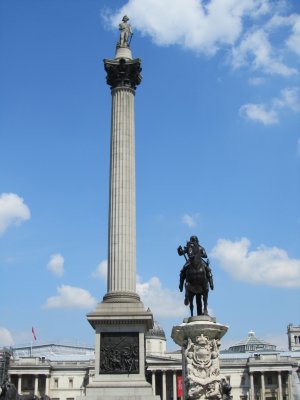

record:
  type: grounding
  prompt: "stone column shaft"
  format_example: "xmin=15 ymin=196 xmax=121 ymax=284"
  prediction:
xmin=173 ymin=371 xmax=177 ymax=400
xmin=108 ymin=86 xmax=136 ymax=294
xmin=152 ymin=370 xmax=156 ymax=395
xmin=260 ymin=372 xmax=265 ymax=400
xmin=162 ymin=370 xmax=166 ymax=400
xmin=34 ymin=375 xmax=39 ymax=396
xmin=277 ymin=371 xmax=282 ymax=400
xmin=45 ymin=376 xmax=50 ymax=396
xmin=288 ymin=371 xmax=293 ymax=400
xmin=250 ymin=372 xmax=254 ymax=400
xmin=17 ymin=376 xmax=22 ymax=394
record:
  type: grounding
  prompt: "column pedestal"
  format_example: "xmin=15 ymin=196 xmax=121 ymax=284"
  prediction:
xmin=82 ymin=300 xmax=159 ymax=400
xmin=172 ymin=316 xmax=229 ymax=400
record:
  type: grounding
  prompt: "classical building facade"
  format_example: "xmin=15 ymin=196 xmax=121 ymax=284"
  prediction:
xmin=3 ymin=324 xmax=300 ymax=400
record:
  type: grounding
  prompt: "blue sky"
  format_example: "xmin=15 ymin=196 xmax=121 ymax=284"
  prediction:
xmin=0 ymin=0 xmax=299 ymax=351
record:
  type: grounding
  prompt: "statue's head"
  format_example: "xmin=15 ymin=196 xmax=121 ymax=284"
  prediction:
xmin=190 ymin=235 xmax=199 ymax=244
xmin=122 ymin=15 xmax=129 ymax=22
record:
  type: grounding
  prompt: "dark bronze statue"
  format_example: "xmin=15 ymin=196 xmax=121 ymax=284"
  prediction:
xmin=178 ymin=236 xmax=214 ymax=317
xmin=0 ymin=381 xmax=17 ymax=400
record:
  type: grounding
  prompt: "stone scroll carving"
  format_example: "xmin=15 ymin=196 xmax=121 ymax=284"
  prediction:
xmin=100 ymin=332 xmax=139 ymax=374
xmin=183 ymin=334 xmax=223 ymax=399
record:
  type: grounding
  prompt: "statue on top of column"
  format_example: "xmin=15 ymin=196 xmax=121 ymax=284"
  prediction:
xmin=118 ymin=15 xmax=133 ymax=48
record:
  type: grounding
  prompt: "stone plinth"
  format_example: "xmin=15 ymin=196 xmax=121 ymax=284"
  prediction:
xmin=172 ymin=316 xmax=229 ymax=400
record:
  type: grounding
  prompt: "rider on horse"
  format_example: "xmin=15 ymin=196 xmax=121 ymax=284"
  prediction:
xmin=178 ymin=236 xmax=214 ymax=308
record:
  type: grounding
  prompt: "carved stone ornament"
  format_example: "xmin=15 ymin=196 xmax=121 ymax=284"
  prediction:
xmin=104 ymin=58 xmax=142 ymax=90
xmin=184 ymin=334 xmax=222 ymax=399
xmin=100 ymin=332 xmax=139 ymax=374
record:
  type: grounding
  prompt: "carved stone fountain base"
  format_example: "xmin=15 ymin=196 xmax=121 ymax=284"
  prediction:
xmin=172 ymin=316 xmax=229 ymax=400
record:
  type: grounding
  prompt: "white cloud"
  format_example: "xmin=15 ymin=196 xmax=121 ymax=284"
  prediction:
xmin=240 ymin=86 xmax=300 ymax=124
xmin=0 ymin=193 xmax=31 ymax=235
xmin=286 ymin=15 xmax=300 ymax=56
xmin=44 ymin=285 xmax=97 ymax=309
xmin=47 ymin=254 xmax=65 ymax=277
xmin=137 ymin=276 xmax=186 ymax=318
xmin=239 ymin=103 xmax=278 ymax=125
xmin=106 ymin=0 xmax=271 ymax=56
xmin=0 ymin=327 xmax=14 ymax=346
xmin=182 ymin=213 xmax=199 ymax=228
xmin=211 ymin=237 xmax=300 ymax=287
xmin=273 ymin=87 xmax=300 ymax=112
xmin=231 ymin=28 xmax=297 ymax=76
xmin=92 ymin=260 xmax=108 ymax=279
xmin=267 ymin=13 xmax=300 ymax=56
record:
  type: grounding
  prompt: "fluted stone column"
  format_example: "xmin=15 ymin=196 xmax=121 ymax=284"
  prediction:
xmin=83 ymin=18 xmax=158 ymax=400
xmin=103 ymin=48 xmax=141 ymax=303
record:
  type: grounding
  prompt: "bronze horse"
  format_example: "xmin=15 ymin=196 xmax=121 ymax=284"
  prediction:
xmin=179 ymin=241 xmax=213 ymax=317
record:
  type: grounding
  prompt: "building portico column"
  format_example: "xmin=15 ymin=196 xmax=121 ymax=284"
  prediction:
xmin=260 ymin=372 xmax=265 ymax=400
xmin=277 ymin=371 xmax=282 ymax=400
xmin=173 ymin=371 xmax=177 ymax=400
xmin=34 ymin=375 xmax=39 ymax=396
xmin=162 ymin=370 xmax=166 ymax=400
xmin=17 ymin=375 xmax=22 ymax=394
xmin=287 ymin=371 xmax=293 ymax=400
xmin=249 ymin=372 xmax=254 ymax=400
xmin=151 ymin=370 xmax=156 ymax=396
xmin=45 ymin=375 xmax=50 ymax=396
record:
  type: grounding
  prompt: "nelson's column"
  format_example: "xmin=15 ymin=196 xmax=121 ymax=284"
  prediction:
xmin=82 ymin=16 xmax=159 ymax=400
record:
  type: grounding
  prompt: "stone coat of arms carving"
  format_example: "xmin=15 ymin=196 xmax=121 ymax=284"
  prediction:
xmin=184 ymin=334 xmax=222 ymax=399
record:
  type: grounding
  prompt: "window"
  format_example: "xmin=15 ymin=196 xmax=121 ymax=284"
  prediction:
xmin=241 ymin=376 xmax=245 ymax=386
xmin=53 ymin=378 xmax=59 ymax=389
xmin=267 ymin=376 xmax=272 ymax=385
xmin=68 ymin=378 xmax=73 ymax=389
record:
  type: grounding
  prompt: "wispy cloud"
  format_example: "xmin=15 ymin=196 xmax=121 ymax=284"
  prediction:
xmin=240 ymin=86 xmax=300 ymax=125
xmin=137 ymin=276 xmax=186 ymax=318
xmin=231 ymin=28 xmax=297 ymax=76
xmin=0 ymin=193 xmax=31 ymax=235
xmin=211 ymin=237 xmax=300 ymax=287
xmin=240 ymin=103 xmax=278 ymax=125
xmin=47 ymin=254 xmax=65 ymax=277
xmin=44 ymin=285 xmax=97 ymax=309
xmin=92 ymin=260 xmax=108 ymax=279
xmin=182 ymin=213 xmax=200 ymax=228
xmin=0 ymin=327 xmax=14 ymax=346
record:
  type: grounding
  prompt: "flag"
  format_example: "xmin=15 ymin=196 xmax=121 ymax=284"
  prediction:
xmin=32 ymin=327 xmax=37 ymax=341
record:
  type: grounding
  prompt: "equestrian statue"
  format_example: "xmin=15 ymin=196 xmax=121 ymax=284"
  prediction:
xmin=178 ymin=236 xmax=214 ymax=317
